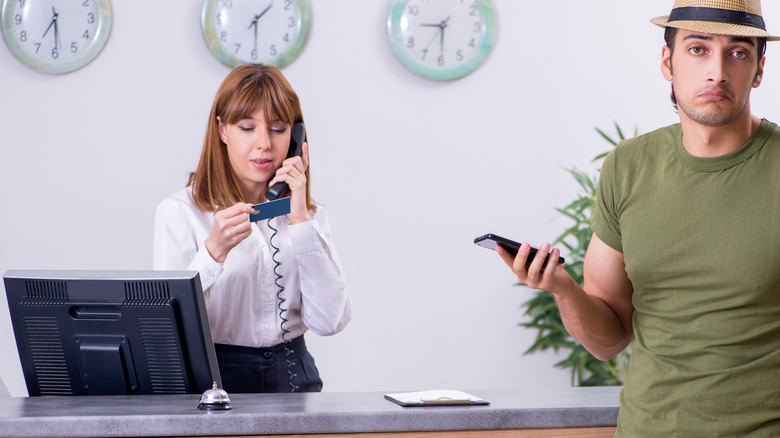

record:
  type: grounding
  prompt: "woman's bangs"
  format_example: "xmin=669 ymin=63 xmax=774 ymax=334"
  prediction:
xmin=223 ymin=82 xmax=264 ymax=125
xmin=222 ymin=78 xmax=294 ymax=127
xmin=260 ymin=81 xmax=295 ymax=126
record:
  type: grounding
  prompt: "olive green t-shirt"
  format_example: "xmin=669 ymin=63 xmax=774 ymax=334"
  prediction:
xmin=591 ymin=119 xmax=780 ymax=437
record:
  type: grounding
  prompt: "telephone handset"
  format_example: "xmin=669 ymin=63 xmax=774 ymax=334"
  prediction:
xmin=265 ymin=122 xmax=306 ymax=201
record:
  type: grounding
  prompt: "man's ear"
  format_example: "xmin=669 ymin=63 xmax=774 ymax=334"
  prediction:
xmin=217 ymin=116 xmax=227 ymax=144
xmin=661 ymin=45 xmax=673 ymax=81
xmin=753 ymin=56 xmax=766 ymax=88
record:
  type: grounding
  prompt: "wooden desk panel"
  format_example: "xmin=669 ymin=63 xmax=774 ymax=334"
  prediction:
xmin=215 ymin=429 xmax=617 ymax=438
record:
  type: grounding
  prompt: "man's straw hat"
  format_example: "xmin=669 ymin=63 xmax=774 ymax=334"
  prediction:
xmin=651 ymin=0 xmax=779 ymax=41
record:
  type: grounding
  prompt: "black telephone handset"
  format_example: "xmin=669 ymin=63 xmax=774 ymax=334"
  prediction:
xmin=265 ymin=123 xmax=306 ymax=201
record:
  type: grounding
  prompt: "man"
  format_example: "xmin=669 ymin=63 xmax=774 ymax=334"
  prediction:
xmin=498 ymin=1 xmax=780 ymax=436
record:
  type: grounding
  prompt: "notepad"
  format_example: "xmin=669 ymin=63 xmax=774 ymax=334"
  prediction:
xmin=384 ymin=390 xmax=489 ymax=407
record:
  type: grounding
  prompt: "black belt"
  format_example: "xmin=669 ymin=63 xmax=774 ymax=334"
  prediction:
xmin=214 ymin=336 xmax=306 ymax=359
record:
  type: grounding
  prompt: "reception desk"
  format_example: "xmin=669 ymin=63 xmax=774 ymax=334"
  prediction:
xmin=0 ymin=386 xmax=620 ymax=437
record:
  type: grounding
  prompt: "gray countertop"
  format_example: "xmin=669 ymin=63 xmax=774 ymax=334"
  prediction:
xmin=0 ymin=386 xmax=621 ymax=437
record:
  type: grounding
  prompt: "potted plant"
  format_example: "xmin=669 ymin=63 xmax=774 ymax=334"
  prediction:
xmin=519 ymin=123 xmax=635 ymax=386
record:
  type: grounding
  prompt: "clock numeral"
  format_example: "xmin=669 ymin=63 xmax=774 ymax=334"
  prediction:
xmin=473 ymin=21 xmax=481 ymax=33
xmin=219 ymin=0 xmax=233 ymax=9
xmin=437 ymin=54 xmax=445 ymax=66
xmin=270 ymin=44 xmax=277 ymax=56
xmin=468 ymin=38 xmax=475 ymax=48
xmin=83 ymin=0 xmax=90 ymax=6
xmin=71 ymin=42 xmax=78 ymax=53
xmin=83 ymin=29 xmax=90 ymax=39
xmin=234 ymin=43 xmax=241 ymax=54
xmin=34 ymin=42 xmax=41 ymax=53
xmin=215 ymin=13 xmax=222 ymax=26
xmin=52 ymin=47 xmax=59 ymax=59
xmin=14 ymin=14 xmax=22 ymax=25
xmin=407 ymin=37 xmax=415 ymax=49
xmin=87 ymin=12 xmax=95 ymax=24
xmin=284 ymin=0 xmax=293 ymax=11
xmin=17 ymin=0 xmax=25 ymax=9
xmin=470 ymin=4 xmax=478 ymax=16
xmin=251 ymin=48 xmax=258 ymax=60
xmin=407 ymin=5 xmax=419 ymax=16
xmin=288 ymin=16 xmax=295 ymax=28
xmin=456 ymin=50 xmax=463 ymax=61
xmin=421 ymin=48 xmax=428 ymax=60
xmin=221 ymin=31 xmax=228 ymax=42
xmin=18 ymin=31 xmax=27 ymax=42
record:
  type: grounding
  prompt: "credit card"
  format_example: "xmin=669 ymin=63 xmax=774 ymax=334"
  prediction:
xmin=249 ymin=197 xmax=291 ymax=222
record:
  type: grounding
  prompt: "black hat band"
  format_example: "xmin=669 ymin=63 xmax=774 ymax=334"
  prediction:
xmin=669 ymin=6 xmax=766 ymax=30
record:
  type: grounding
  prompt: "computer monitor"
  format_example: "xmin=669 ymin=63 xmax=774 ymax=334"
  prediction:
xmin=3 ymin=270 xmax=221 ymax=396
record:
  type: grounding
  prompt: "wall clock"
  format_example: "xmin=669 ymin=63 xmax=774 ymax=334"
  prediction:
xmin=387 ymin=0 xmax=498 ymax=81
xmin=0 ymin=0 xmax=112 ymax=74
xmin=201 ymin=0 xmax=311 ymax=70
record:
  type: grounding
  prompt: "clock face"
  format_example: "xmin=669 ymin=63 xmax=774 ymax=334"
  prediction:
xmin=0 ymin=0 xmax=112 ymax=74
xmin=387 ymin=0 xmax=497 ymax=81
xmin=201 ymin=0 xmax=311 ymax=69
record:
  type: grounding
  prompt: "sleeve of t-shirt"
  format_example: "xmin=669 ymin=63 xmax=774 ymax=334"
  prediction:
xmin=591 ymin=148 xmax=623 ymax=253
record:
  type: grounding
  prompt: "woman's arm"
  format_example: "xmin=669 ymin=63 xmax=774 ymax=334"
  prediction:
xmin=153 ymin=197 xmax=224 ymax=293
xmin=289 ymin=208 xmax=352 ymax=336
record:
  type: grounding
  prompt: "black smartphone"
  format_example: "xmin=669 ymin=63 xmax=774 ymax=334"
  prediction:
xmin=265 ymin=122 xmax=306 ymax=201
xmin=474 ymin=233 xmax=565 ymax=269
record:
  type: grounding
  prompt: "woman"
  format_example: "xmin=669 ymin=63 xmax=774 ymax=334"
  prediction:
xmin=153 ymin=63 xmax=351 ymax=393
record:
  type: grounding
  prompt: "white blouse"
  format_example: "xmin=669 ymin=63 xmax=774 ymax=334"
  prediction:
xmin=153 ymin=187 xmax=352 ymax=348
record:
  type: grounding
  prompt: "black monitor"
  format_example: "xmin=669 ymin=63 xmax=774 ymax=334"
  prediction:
xmin=3 ymin=270 xmax=221 ymax=396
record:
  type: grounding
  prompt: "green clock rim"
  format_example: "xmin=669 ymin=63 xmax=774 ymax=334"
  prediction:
xmin=386 ymin=0 xmax=498 ymax=81
xmin=0 ymin=0 xmax=113 ymax=74
xmin=201 ymin=0 xmax=311 ymax=70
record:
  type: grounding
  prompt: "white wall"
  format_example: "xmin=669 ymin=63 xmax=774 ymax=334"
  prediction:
xmin=1 ymin=1 xmax=778 ymax=396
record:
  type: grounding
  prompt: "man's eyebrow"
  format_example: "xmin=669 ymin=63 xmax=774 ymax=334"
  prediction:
xmin=681 ymin=34 xmax=756 ymax=47
xmin=730 ymin=37 xmax=756 ymax=47
xmin=682 ymin=34 xmax=713 ymax=42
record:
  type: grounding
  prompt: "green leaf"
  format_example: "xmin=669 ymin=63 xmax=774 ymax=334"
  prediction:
xmin=614 ymin=121 xmax=625 ymax=141
xmin=517 ymin=123 xmax=637 ymax=386
xmin=594 ymin=127 xmax=618 ymax=146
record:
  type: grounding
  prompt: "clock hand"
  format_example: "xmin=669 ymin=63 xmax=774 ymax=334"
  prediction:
xmin=53 ymin=7 xmax=60 ymax=51
xmin=422 ymin=29 xmax=441 ymax=53
xmin=249 ymin=19 xmax=258 ymax=51
xmin=255 ymin=4 xmax=273 ymax=22
xmin=42 ymin=7 xmax=60 ymax=51
xmin=248 ymin=4 xmax=274 ymax=30
xmin=248 ymin=4 xmax=273 ymax=52
xmin=419 ymin=17 xmax=450 ymax=29
xmin=42 ymin=8 xmax=56 ymax=40
xmin=440 ymin=17 xmax=450 ymax=53
xmin=42 ymin=18 xmax=55 ymax=39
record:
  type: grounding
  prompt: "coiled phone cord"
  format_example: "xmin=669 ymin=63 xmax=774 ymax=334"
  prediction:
xmin=266 ymin=218 xmax=299 ymax=392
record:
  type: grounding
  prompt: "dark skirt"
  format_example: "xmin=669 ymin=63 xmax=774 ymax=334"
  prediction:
xmin=214 ymin=336 xmax=323 ymax=393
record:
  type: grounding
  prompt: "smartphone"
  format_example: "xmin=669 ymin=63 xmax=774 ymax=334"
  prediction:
xmin=474 ymin=233 xmax=565 ymax=269
xmin=265 ymin=122 xmax=306 ymax=201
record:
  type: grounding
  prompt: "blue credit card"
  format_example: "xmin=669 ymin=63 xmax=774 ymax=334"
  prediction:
xmin=249 ymin=197 xmax=291 ymax=222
